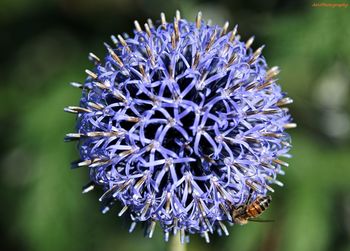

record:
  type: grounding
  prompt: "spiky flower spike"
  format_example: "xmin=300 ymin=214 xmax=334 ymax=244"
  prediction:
xmin=65 ymin=11 xmax=295 ymax=243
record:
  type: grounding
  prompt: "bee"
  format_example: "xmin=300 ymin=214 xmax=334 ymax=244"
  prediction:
xmin=232 ymin=195 xmax=272 ymax=225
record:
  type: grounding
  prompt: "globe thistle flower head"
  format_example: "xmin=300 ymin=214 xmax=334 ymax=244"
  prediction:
xmin=65 ymin=11 xmax=295 ymax=243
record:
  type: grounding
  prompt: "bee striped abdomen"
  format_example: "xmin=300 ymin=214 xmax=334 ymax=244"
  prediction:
xmin=246 ymin=204 xmax=262 ymax=217
xmin=247 ymin=195 xmax=272 ymax=218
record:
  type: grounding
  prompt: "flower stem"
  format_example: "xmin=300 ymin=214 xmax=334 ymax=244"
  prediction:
xmin=169 ymin=233 xmax=186 ymax=251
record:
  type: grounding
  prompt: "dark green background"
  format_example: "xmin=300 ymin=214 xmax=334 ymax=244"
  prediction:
xmin=1 ymin=0 xmax=350 ymax=251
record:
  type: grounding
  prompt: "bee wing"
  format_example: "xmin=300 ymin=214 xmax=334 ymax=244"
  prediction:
xmin=248 ymin=219 xmax=275 ymax=223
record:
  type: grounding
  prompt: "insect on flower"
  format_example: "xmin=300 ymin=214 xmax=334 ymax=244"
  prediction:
xmin=231 ymin=191 xmax=272 ymax=225
xmin=65 ymin=10 xmax=296 ymax=243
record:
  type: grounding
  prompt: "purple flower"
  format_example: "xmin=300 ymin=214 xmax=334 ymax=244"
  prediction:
xmin=65 ymin=11 xmax=295 ymax=243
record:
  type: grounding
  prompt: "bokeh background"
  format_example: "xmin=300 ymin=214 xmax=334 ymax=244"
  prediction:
xmin=1 ymin=0 xmax=350 ymax=251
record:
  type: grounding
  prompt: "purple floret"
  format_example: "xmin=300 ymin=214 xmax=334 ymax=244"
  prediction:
xmin=65 ymin=11 xmax=295 ymax=243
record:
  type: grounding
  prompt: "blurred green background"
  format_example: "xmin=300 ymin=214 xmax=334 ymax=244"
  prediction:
xmin=1 ymin=0 xmax=350 ymax=251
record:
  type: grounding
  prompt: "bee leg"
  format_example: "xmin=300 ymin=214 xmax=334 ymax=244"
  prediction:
xmin=245 ymin=188 xmax=254 ymax=205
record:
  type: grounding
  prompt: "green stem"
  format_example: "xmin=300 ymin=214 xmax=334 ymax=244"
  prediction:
xmin=169 ymin=233 xmax=186 ymax=251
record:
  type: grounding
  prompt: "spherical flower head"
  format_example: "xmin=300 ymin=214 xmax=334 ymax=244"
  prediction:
xmin=65 ymin=11 xmax=295 ymax=243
